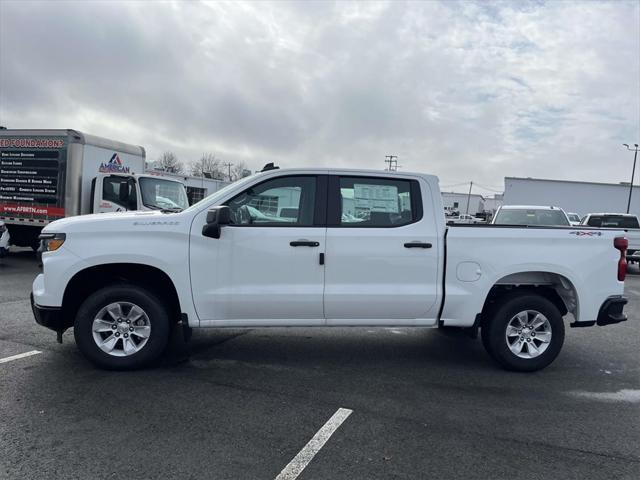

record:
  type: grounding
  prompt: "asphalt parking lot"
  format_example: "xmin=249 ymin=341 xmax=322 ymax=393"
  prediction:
xmin=1 ymin=250 xmax=639 ymax=480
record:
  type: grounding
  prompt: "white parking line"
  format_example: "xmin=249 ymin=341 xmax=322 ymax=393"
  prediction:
xmin=275 ymin=407 xmax=353 ymax=480
xmin=0 ymin=350 xmax=41 ymax=364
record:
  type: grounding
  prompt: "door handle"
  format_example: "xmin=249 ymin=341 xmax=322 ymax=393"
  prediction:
xmin=290 ymin=240 xmax=320 ymax=247
xmin=404 ymin=242 xmax=432 ymax=248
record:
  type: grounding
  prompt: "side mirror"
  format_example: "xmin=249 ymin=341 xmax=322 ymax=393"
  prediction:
xmin=206 ymin=206 xmax=231 ymax=225
xmin=202 ymin=206 xmax=231 ymax=239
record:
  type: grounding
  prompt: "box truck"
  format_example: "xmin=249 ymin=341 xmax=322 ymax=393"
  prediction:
xmin=0 ymin=129 xmax=189 ymax=249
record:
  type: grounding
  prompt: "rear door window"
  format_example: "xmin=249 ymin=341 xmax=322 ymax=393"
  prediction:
xmin=331 ymin=176 xmax=422 ymax=227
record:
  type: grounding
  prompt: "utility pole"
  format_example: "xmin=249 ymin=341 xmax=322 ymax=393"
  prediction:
xmin=384 ymin=155 xmax=398 ymax=171
xmin=624 ymin=144 xmax=640 ymax=214
xmin=223 ymin=162 xmax=233 ymax=181
xmin=466 ymin=181 xmax=473 ymax=214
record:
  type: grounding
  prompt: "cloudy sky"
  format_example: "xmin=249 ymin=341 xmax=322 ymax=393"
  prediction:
xmin=1 ymin=0 xmax=638 ymax=194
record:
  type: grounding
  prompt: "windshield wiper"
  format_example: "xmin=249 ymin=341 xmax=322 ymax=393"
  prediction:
xmin=143 ymin=202 xmax=183 ymax=213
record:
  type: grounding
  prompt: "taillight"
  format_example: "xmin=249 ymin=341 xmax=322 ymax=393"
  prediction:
xmin=614 ymin=237 xmax=628 ymax=281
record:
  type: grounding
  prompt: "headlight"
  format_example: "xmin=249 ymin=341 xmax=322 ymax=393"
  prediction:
xmin=39 ymin=233 xmax=66 ymax=252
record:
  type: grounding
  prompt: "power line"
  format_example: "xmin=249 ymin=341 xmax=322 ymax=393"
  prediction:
xmin=474 ymin=183 xmax=503 ymax=193
xmin=222 ymin=161 xmax=233 ymax=181
xmin=384 ymin=155 xmax=398 ymax=171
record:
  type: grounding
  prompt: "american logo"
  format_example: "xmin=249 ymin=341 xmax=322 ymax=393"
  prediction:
xmin=99 ymin=153 xmax=130 ymax=173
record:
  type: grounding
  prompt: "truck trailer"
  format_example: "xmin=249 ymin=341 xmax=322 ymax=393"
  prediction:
xmin=0 ymin=129 xmax=189 ymax=249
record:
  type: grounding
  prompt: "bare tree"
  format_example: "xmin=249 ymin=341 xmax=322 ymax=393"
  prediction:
xmin=230 ymin=161 xmax=251 ymax=181
xmin=155 ymin=151 xmax=184 ymax=174
xmin=190 ymin=153 xmax=224 ymax=179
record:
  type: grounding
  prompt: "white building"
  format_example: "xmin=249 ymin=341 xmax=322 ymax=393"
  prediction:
xmin=481 ymin=194 xmax=503 ymax=214
xmin=503 ymin=177 xmax=640 ymax=217
xmin=441 ymin=192 xmax=485 ymax=215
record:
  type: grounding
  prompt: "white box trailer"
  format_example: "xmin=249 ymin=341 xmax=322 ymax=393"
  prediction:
xmin=0 ymin=129 xmax=188 ymax=249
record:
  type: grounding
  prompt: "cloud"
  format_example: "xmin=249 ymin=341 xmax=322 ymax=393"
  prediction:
xmin=1 ymin=0 xmax=638 ymax=193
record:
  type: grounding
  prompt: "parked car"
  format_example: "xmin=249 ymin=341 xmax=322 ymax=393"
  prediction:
xmin=444 ymin=206 xmax=459 ymax=217
xmin=566 ymin=213 xmax=581 ymax=226
xmin=448 ymin=213 xmax=484 ymax=224
xmin=32 ymin=167 xmax=628 ymax=372
xmin=581 ymin=213 xmax=640 ymax=259
xmin=492 ymin=205 xmax=571 ymax=226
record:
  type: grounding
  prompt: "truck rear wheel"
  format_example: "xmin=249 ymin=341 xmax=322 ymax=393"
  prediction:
xmin=481 ymin=293 xmax=565 ymax=372
xmin=74 ymin=284 xmax=170 ymax=370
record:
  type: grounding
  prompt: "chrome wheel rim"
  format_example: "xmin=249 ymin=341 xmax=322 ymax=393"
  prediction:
xmin=92 ymin=302 xmax=151 ymax=357
xmin=505 ymin=310 xmax=552 ymax=359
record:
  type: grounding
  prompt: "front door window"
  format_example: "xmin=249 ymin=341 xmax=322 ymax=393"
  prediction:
xmin=225 ymin=176 xmax=317 ymax=226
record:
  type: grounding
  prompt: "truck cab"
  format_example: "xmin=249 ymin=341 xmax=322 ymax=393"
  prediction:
xmin=92 ymin=173 xmax=189 ymax=213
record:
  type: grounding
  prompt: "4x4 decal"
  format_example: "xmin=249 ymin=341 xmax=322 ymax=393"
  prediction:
xmin=569 ymin=231 xmax=602 ymax=236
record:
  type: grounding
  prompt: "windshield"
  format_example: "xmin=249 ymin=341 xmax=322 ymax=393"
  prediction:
xmin=567 ymin=214 xmax=581 ymax=222
xmin=139 ymin=177 xmax=189 ymax=210
xmin=586 ymin=215 xmax=640 ymax=228
xmin=493 ymin=208 xmax=570 ymax=226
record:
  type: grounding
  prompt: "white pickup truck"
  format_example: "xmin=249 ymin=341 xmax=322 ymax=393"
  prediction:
xmin=580 ymin=213 xmax=640 ymax=260
xmin=31 ymin=168 xmax=629 ymax=372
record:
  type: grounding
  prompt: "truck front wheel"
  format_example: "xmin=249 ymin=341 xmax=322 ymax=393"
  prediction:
xmin=74 ymin=285 xmax=170 ymax=370
xmin=481 ymin=293 xmax=565 ymax=372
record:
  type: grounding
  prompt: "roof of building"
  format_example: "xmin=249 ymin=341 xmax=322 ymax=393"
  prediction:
xmin=505 ymin=176 xmax=631 ymax=189
xmin=441 ymin=191 xmax=485 ymax=198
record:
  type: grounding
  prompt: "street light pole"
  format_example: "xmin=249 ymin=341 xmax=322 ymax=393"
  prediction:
xmin=624 ymin=143 xmax=640 ymax=214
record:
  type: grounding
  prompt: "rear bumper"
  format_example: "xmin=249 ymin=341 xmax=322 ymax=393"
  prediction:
xmin=30 ymin=293 xmax=70 ymax=333
xmin=596 ymin=296 xmax=628 ymax=326
xmin=570 ymin=295 xmax=628 ymax=328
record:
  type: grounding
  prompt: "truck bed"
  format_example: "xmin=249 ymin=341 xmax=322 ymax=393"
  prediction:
xmin=441 ymin=224 xmax=625 ymax=328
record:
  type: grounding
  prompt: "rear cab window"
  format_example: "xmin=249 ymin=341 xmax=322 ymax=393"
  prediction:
xmin=493 ymin=209 xmax=570 ymax=226
xmin=586 ymin=215 xmax=640 ymax=229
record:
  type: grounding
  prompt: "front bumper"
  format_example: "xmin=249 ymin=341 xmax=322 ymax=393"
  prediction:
xmin=30 ymin=293 xmax=70 ymax=333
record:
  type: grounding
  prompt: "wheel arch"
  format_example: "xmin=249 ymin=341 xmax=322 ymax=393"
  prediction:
xmin=61 ymin=263 xmax=182 ymax=327
xmin=479 ymin=271 xmax=579 ymax=326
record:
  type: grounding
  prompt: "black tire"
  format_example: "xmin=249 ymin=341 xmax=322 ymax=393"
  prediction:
xmin=74 ymin=284 xmax=170 ymax=370
xmin=481 ymin=293 xmax=565 ymax=372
